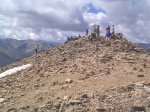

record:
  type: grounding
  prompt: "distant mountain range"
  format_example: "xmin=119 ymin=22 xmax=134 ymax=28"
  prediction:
xmin=0 ymin=38 xmax=59 ymax=67
xmin=138 ymin=43 xmax=150 ymax=49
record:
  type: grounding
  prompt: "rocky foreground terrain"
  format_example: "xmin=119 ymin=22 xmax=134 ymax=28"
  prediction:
xmin=0 ymin=36 xmax=150 ymax=112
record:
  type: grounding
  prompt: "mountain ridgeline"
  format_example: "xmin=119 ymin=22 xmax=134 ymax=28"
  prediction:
xmin=0 ymin=35 xmax=150 ymax=112
xmin=0 ymin=38 xmax=58 ymax=67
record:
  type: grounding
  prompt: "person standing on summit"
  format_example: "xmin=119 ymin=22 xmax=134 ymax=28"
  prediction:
xmin=111 ymin=25 xmax=115 ymax=39
xmin=105 ymin=26 xmax=111 ymax=41
xmin=35 ymin=45 xmax=39 ymax=54
xmin=106 ymin=25 xmax=110 ymax=32
xmin=111 ymin=25 xmax=115 ymax=36
xmin=96 ymin=25 xmax=100 ymax=40
xmin=85 ymin=28 xmax=89 ymax=36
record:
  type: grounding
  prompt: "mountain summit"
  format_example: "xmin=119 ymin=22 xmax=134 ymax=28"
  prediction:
xmin=0 ymin=35 xmax=150 ymax=112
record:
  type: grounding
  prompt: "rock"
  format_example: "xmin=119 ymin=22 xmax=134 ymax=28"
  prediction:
xmin=20 ymin=107 xmax=38 ymax=112
xmin=51 ymin=81 xmax=58 ymax=86
xmin=62 ymin=58 xmax=67 ymax=62
xmin=82 ymin=99 xmax=89 ymax=103
xmin=86 ymin=70 xmax=96 ymax=76
xmin=43 ymin=72 xmax=50 ymax=77
xmin=20 ymin=105 xmax=30 ymax=109
xmin=96 ymin=107 xmax=106 ymax=112
xmin=81 ymin=93 xmax=89 ymax=98
xmin=144 ymin=86 xmax=150 ymax=93
xmin=63 ymin=96 xmax=71 ymax=100
xmin=127 ymin=84 xmax=135 ymax=91
xmin=137 ymin=74 xmax=144 ymax=77
xmin=147 ymin=96 xmax=150 ymax=100
xmin=69 ymin=99 xmax=82 ymax=105
xmin=58 ymin=102 xmax=64 ymax=112
xmin=0 ymin=102 xmax=3 ymax=107
xmin=134 ymin=81 xmax=144 ymax=89
xmin=7 ymin=108 xmax=17 ymax=112
xmin=106 ymin=95 xmax=113 ymax=99
xmin=53 ymin=102 xmax=61 ymax=109
xmin=88 ymin=93 xmax=95 ymax=98
xmin=61 ymin=85 xmax=68 ymax=90
xmin=139 ymin=68 xmax=144 ymax=72
xmin=65 ymin=78 xmax=73 ymax=83
xmin=131 ymin=106 xmax=146 ymax=112
xmin=65 ymin=107 xmax=74 ymax=112
xmin=37 ymin=97 xmax=44 ymax=102
xmin=0 ymin=98 xmax=4 ymax=103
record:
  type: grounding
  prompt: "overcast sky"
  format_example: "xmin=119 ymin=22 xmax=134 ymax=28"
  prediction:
xmin=0 ymin=0 xmax=150 ymax=43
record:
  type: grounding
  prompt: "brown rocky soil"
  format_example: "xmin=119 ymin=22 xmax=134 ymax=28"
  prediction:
xmin=0 ymin=36 xmax=150 ymax=112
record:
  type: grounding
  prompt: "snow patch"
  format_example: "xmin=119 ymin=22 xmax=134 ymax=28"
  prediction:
xmin=0 ymin=64 xmax=32 ymax=78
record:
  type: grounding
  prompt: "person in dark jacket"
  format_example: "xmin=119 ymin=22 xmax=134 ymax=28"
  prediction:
xmin=35 ymin=45 xmax=39 ymax=54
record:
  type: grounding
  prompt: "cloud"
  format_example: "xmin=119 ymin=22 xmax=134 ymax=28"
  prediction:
xmin=16 ymin=6 xmax=87 ymax=31
xmin=0 ymin=0 xmax=89 ymax=41
xmin=0 ymin=0 xmax=150 ymax=43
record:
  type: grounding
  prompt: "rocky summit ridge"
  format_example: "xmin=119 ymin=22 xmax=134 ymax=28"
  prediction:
xmin=0 ymin=35 xmax=150 ymax=112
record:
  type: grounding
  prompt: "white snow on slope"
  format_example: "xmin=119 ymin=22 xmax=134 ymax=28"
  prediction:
xmin=0 ymin=64 xmax=32 ymax=78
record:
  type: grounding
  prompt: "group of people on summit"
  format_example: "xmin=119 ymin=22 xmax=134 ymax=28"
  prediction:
xmin=66 ymin=24 xmax=118 ymax=43
xmin=35 ymin=25 xmax=118 ymax=54
xmin=86 ymin=25 xmax=115 ymax=41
